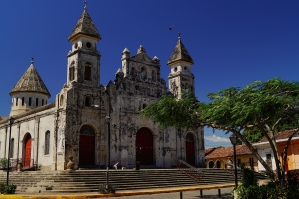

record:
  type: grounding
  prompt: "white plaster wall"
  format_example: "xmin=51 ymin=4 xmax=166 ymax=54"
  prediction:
xmin=257 ymin=147 xmax=276 ymax=171
xmin=0 ymin=127 xmax=7 ymax=158
xmin=0 ymin=106 xmax=56 ymax=170
xmin=169 ymin=62 xmax=191 ymax=73
xmin=10 ymin=93 xmax=49 ymax=116
xmin=37 ymin=114 xmax=56 ymax=168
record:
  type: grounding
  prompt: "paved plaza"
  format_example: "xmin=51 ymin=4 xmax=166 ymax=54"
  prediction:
xmin=106 ymin=188 xmax=233 ymax=199
xmin=1 ymin=186 xmax=234 ymax=199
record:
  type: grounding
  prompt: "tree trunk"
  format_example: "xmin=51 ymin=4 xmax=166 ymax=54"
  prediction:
xmin=281 ymin=129 xmax=299 ymax=185
xmin=234 ymin=131 xmax=276 ymax=180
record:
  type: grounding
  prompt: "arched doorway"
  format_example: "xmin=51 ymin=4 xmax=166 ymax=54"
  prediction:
xmin=23 ymin=134 xmax=32 ymax=167
xmin=136 ymin=127 xmax=153 ymax=165
xmin=216 ymin=160 xmax=221 ymax=168
xmin=186 ymin=133 xmax=195 ymax=166
xmin=79 ymin=125 xmax=95 ymax=166
xmin=209 ymin=161 xmax=215 ymax=168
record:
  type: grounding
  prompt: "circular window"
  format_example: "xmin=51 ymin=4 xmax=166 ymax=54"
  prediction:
xmin=86 ymin=42 xmax=92 ymax=48
xmin=74 ymin=43 xmax=78 ymax=49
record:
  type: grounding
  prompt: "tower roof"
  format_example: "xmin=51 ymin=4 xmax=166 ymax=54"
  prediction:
xmin=68 ymin=7 xmax=101 ymax=41
xmin=10 ymin=60 xmax=51 ymax=97
xmin=167 ymin=35 xmax=194 ymax=65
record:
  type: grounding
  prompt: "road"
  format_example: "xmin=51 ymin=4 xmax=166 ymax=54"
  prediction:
xmin=104 ymin=188 xmax=233 ymax=199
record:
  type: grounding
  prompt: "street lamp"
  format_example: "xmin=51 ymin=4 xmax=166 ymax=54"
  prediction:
xmin=105 ymin=116 xmax=111 ymax=184
xmin=229 ymin=134 xmax=238 ymax=188
xmin=7 ymin=116 xmax=14 ymax=186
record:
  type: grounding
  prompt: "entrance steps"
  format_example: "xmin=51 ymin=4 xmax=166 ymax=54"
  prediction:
xmin=0 ymin=168 xmax=268 ymax=193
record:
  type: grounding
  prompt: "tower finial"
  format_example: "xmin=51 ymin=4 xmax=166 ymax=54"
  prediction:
xmin=84 ymin=0 xmax=87 ymax=9
xmin=31 ymin=57 xmax=34 ymax=64
xmin=178 ymin=32 xmax=181 ymax=39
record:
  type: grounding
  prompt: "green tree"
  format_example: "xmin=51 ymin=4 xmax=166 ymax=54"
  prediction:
xmin=140 ymin=78 xmax=299 ymax=183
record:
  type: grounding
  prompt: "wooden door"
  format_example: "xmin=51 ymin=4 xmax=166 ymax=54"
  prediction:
xmin=24 ymin=134 xmax=32 ymax=167
xmin=186 ymin=133 xmax=195 ymax=166
xmin=294 ymin=144 xmax=299 ymax=169
xmin=136 ymin=128 xmax=153 ymax=165
xmin=79 ymin=125 xmax=95 ymax=166
xmin=79 ymin=135 xmax=95 ymax=166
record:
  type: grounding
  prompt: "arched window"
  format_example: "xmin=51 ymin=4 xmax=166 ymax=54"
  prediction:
xmin=152 ymin=70 xmax=156 ymax=81
xmin=131 ymin=67 xmax=137 ymax=76
xmin=42 ymin=99 xmax=44 ymax=106
xmin=60 ymin=95 xmax=64 ymax=106
xmin=140 ymin=67 xmax=147 ymax=80
xmin=22 ymin=97 xmax=25 ymax=106
xmin=16 ymin=98 xmax=18 ymax=106
xmin=69 ymin=61 xmax=75 ymax=81
xmin=85 ymin=96 xmax=93 ymax=107
xmin=29 ymin=97 xmax=32 ymax=106
xmin=44 ymin=131 xmax=50 ymax=155
xmin=184 ymin=66 xmax=188 ymax=72
xmin=185 ymin=82 xmax=190 ymax=89
xmin=9 ymin=138 xmax=14 ymax=158
xmin=36 ymin=98 xmax=38 ymax=106
xmin=186 ymin=133 xmax=194 ymax=141
xmin=84 ymin=62 xmax=92 ymax=81
xmin=80 ymin=125 xmax=95 ymax=135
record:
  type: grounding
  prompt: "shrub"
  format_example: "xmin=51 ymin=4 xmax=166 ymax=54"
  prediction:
xmin=235 ymin=180 xmax=299 ymax=199
xmin=99 ymin=183 xmax=117 ymax=194
xmin=0 ymin=183 xmax=17 ymax=194
xmin=286 ymin=169 xmax=299 ymax=187
xmin=240 ymin=164 xmax=258 ymax=187
xmin=0 ymin=158 xmax=8 ymax=168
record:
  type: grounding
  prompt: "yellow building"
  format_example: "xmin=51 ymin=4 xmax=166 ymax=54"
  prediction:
xmin=205 ymin=145 xmax=258 ymax=171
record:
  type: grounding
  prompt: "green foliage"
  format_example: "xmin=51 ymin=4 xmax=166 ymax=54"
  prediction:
xmin=286 ymin=169 xmax=299 ymax=186
xmin=98 ymin=183 xmax=117 ymax=194
xmin=0 ymin=158 xmax=8 ymax=168
xmin=201 ymin=78 xmax=299 ymax=130
xmin=141 ymin=78 xmax=299 ymax=132
xmin=240 ymin=165 xmax=258 ymax=187
xmin=242 ymin=127 xmax=263 ymax=143
xmin=0 ymin=183 xmax=17 ymax=194
xmin=140 ymin=93 xmax=201 ymax=129
xmin=235 ymin=182 xmax=299 ymax=199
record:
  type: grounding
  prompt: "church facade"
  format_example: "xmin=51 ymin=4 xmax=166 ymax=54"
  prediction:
xmin=0 ymin=6 xmax=205 ymax=171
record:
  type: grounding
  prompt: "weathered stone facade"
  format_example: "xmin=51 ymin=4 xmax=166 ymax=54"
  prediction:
xmin=0 ymin=7 xmax=205 ymax=171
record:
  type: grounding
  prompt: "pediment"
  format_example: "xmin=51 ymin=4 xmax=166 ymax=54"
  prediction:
xmin=130 ymin=53 xmax=154 ymax=64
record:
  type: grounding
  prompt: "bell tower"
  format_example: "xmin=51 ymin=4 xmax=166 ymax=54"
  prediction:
xmin=67 ymin=4 xmax=101 ymax=87
xmin=168 ymin=33 xmax=195 ymax=99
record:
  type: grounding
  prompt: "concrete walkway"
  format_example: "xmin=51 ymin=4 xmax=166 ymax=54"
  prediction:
xmin=0 ymin=183 xmax=235 ymax=199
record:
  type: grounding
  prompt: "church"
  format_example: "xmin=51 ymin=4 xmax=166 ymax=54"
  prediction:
xmin=0 ymin=5 xmax=205 ymax=171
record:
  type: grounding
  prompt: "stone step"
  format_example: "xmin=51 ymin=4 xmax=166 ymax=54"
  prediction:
xmin=0 ymin=168 xmax=270 ymax=193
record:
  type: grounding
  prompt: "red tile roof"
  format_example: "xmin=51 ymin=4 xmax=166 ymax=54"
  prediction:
xmin=206 ymin=145 xmax=253 ymax=159
xmin=259 ymin=130 xmax=299 ymax=143
xmin=205 ymin=147 xmax=216 ymax=156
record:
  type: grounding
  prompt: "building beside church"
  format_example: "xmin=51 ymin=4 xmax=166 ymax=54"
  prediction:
xmin=0 ymin=6 xmax=205 ymax=171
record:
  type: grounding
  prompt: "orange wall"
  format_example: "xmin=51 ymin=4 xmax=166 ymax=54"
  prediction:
xmin=277 ymin=139 xmax=299 ymax=171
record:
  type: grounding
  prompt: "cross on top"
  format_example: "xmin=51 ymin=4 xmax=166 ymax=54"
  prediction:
xmin=84 ymin=0 xmax=87 ymax=8
xmin=178 ymin=32 xmax=181 ymax=39
xmin=31 ymin=57 xmax=34 ymax=64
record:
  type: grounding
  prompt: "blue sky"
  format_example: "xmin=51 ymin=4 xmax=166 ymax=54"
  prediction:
xmin=1 ymin=1 xmax=299 ymax=148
